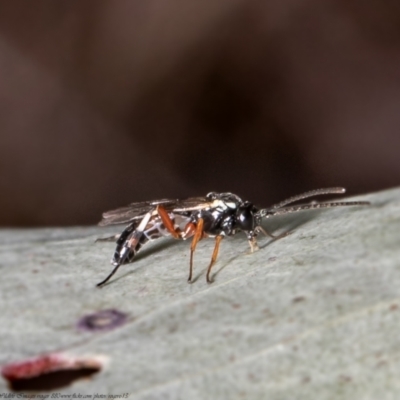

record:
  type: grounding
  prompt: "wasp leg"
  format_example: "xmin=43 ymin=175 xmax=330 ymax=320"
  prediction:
xmin=157 ymin=205 xmax=207 ymax=283
xmin=157 ymin=205 xmax=199 ymax=240
xmin=156 ymin=205 xmax=182 ymax=239
xmin=248 ymin=236 xmax=260 ymax=253
xmin=157 ymin=204 xmax=207 ymax=283
xmin=206 ymin=235 xmax=223 ymax=283
xmin=182 ymin=222 xmax=196 ymax=239
xmin=259 ymin=226 xmax=292 ymax=240
xmin=188 ymin=218 xmax=204 ymax=283
xmin=255 ymin=227 xmax=291 ymax=245
xmin=95 ymin=234 xmax=120 ymax=243
xmin=256 ymin=226 xmax=279 ymax=239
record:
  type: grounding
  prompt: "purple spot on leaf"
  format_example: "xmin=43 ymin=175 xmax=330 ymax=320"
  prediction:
xmin=77 ymin=309 xmax=128 ymax=332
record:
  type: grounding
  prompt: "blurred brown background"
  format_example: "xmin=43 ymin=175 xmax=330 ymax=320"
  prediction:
xmin=0 ymin=0 xmax=399 ymax=226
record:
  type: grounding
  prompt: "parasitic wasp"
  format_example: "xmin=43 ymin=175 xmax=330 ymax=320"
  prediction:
xmin=96 ymin=187 xmax=369 ymax=286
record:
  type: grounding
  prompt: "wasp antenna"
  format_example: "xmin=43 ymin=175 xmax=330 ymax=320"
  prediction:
xmin=263 ymin=201 xmax=370 ymax=217
xmin=269 ymin=187 xmax=346 ymax=210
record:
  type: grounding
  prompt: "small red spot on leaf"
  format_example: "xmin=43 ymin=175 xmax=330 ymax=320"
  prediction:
xmin=1 ymin=353 xmax=103 ymax=392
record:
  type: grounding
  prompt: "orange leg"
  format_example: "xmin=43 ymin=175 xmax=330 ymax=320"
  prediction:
xmin=182 ymin=222 xmax=196 ymax=239
xmin=188 ymin=218 xmax=204 ymax=283
xmin=157 ymin=205 xmax=181 ymax=238
xmin=157 ymin=205 xmax=197 ymax=240
xmin=206 ymin=235 xmax=223 ymax=283
xmin=157 ymin=205 xmax=207 ymax=283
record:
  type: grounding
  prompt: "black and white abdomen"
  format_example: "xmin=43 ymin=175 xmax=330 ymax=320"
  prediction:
xmin=142 ymin=216 xmax=171 ymax=240
xmin=112 ymin=213 xmax=191 ymax=266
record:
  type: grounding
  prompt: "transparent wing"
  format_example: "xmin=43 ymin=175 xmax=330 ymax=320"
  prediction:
xmin=99 ymin=196 xmax=209 ymax=226
xmin=99 ymin=199 xmax=174 ymax=226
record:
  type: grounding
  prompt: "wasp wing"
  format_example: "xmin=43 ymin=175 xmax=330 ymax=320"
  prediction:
xmin=99 ymin=196 xmax=209 ymax=226
xmin=99 ymin=199 xmax=177 ymax=226
xmin=168 ymin=197 xmax=210 ymax=212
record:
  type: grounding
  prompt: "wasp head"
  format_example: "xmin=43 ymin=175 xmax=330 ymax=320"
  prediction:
xmin=235 ymin=201 xmax=258 ymax=232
